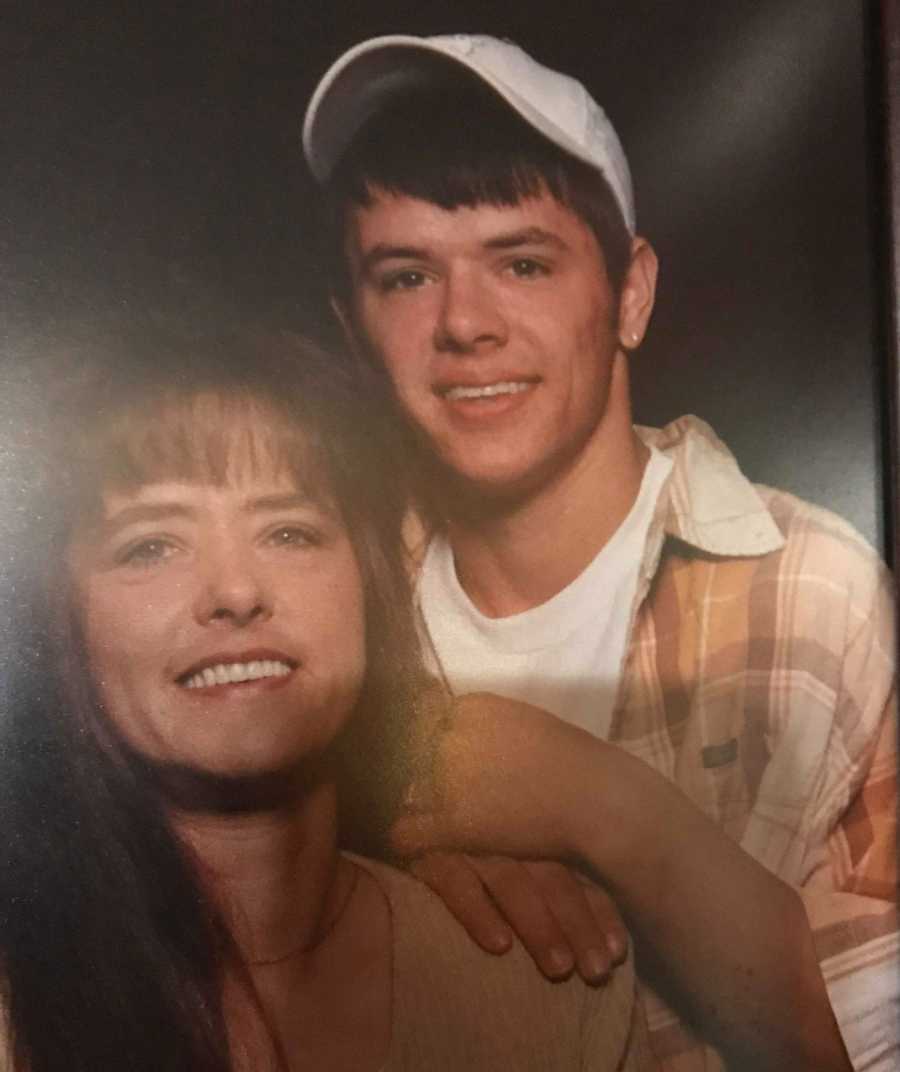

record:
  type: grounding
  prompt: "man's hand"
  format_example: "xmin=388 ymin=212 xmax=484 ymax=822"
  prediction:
xmin=396 ymin=692 xmax=627 ymax=984
xmin=395 ymin=690 xmax=853 ymax=1067
xmin=410 ymin=851 xmax=627 ymax=985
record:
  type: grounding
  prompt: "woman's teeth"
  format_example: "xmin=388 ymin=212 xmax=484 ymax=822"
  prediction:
xmin=183 ymin=660 xmax=292 ymax=689
xmin=444 ymin=381 xmax=531 ymax=401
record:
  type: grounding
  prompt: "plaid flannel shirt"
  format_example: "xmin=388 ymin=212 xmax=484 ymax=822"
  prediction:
xmin=413 ymin=414 xmax=897 ymax=1071
xmin=618 ymin=417 xmax=898 ymax=1071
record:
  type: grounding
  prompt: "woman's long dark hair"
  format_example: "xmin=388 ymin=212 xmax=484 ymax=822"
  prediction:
xmin=0 ymin=321 xmax=425 ymax=1071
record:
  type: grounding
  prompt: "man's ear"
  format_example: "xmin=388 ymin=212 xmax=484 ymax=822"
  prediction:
xmin=616 ymin=237 xmax=659 ymax=351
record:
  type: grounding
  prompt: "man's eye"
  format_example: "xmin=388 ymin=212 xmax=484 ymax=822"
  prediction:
xmin=380 ymin=269 xmax=428 ymax=292
xmin=508 ymin=258 xmax=548 ymax=279
xmin=116 ymin=538 xmax=176 ymax=568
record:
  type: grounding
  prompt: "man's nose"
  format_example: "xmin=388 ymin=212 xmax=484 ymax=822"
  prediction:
xmin=434 ymin=268 xmax=508 ymax=353
xmin=193 ymin=543 xmax=271 ymax=628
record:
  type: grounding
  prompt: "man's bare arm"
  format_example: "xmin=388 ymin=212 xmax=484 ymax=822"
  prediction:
xmin=393 ymin=693 xmax=853 ymax=1071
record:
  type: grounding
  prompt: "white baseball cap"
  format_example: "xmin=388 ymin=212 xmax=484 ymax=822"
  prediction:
xmin=302 ymin=33 xmax=635 ymax=233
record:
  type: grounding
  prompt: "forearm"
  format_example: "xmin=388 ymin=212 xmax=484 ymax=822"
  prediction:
xmin=568 ymin=742 xmax=850 ymax=1070
xmin=394 ymin=691 xmax=856 ymax=1066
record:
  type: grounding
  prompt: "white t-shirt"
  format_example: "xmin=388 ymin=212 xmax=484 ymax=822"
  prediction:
xmin=417 ymin=448 xmax=673 ymax=740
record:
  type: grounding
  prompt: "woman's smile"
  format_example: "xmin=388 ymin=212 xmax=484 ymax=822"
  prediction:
xmin=69 ymin=453 xmax=366 ymax=779
xmin=179 ymin=654 xmax=295 ymax=691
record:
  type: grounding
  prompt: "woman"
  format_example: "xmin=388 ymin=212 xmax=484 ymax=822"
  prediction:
xmin=0 ymin=322 xmax=650 ymax=1070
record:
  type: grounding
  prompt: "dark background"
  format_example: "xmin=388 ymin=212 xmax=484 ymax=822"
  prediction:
xmin=1 ymin=0 xmax=890 ymax=550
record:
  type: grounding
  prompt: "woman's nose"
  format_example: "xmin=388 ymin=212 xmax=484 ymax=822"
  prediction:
xmin=193 ymin=544 xmax=272 ymax=627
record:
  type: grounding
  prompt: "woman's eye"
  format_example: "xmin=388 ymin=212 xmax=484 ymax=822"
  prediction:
xmin=507 ymin=258 xmax=548 ymax=279
xmin=116 ymin=538 xmax=176 ymax=568
xmin=265 ymin=526 xmax=320 ymax=550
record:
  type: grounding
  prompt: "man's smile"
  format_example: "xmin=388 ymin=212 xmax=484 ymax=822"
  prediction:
xmin=433 ymin=378 xmax=540 ymax=424
xmin=440 ymin=380 xmax=536 ymax=402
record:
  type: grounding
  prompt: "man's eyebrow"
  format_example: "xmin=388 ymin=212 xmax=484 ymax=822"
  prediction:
xmin=358 ymin=243 xmax=429 ymax=275
xmin=358 ymin=229 xmax=568 ymax=272
xmin=483 ymin=227 xmax=568 ymax=251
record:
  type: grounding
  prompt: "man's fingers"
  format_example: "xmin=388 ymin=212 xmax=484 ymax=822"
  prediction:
xmin=467 ymin=855 xmax=576 ymax=980
xmin=523 ymin=861 xmax=626 ymax=984
xmin=409 ymin=853 xmax=513 ymax=955
xmin=578 ymin=875 xmax=629 ymax=966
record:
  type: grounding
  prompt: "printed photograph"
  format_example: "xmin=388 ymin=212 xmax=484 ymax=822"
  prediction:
xmin=1 ymin=3 xmax=896 ymax=1069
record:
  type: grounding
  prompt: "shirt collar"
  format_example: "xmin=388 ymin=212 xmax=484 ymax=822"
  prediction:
xmin=637 ymin=415 xmax=785 ymax=557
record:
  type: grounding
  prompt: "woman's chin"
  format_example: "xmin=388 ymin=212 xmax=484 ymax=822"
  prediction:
xmin=129 ymin=751 xmax=330 ymax=814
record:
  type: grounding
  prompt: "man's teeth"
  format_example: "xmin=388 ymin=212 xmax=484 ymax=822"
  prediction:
xmin=183 ymin=660 xmax=292 ymax=689
xmin=444 ymin=381 xmax=531 ymax=401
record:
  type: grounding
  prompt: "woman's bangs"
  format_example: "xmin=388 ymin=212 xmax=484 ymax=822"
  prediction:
xmin=84 ymin=390 xmax=332 ymax=505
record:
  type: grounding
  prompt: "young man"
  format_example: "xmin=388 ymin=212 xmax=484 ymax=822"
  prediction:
xmin=303 ymin=34 xmax=897 ymax=1070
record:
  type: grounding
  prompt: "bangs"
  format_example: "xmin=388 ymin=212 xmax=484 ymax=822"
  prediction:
xmin=74 ymin=389 xmax=334 ymax=518
xmin=353 ymin=159 xmax=547 ymax=217
xmin=27 ymin=325 xmax=408 ymax=625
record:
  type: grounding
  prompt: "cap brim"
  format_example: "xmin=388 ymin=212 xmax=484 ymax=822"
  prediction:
xmin=303 ymin=37 xmax=473 ymax=181
xmin=302 ymin=34 xmax=635 ymax=233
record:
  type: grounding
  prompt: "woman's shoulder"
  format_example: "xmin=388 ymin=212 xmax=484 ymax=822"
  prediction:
xmin=347 ymin=854 xmax=652 ymax=1071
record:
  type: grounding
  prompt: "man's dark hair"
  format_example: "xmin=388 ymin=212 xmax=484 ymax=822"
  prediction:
xmin=326 ymin=84 xmax=633 ymax=302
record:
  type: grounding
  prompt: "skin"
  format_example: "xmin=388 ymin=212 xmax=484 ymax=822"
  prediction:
xmin=342 ymin=185 xmax=652 ymax=981
xmin=344 ymin=187 xmax=658 ymax=616
xmin=394 ymin=694 xmax=852 ymax=1071
xmin=71 ymin=474 xmax=365 ymax=776
xmin=343 ymin=189 xmax=852 ymax=1067
xmin=68 ymin=436 xmax=393 ymax=1070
